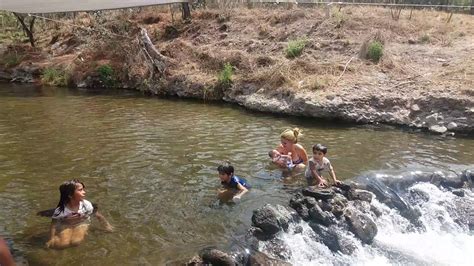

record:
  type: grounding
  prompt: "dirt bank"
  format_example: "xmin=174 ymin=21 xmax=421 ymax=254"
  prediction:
xmin=1 ymin=6 xmax=473 ymax=133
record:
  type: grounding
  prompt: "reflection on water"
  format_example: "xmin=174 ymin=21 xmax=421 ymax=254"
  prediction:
xmin=0 ymin=84 xmax=473 ymax=264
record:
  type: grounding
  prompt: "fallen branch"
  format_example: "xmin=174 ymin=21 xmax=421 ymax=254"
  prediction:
xmin=139 ymin=28 xmax=166 ymax=79
xmin=333 ymin=56 xmax=355 ymax=86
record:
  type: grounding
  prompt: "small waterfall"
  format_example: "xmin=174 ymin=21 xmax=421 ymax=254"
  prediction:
xmin=257 ymin=173 xmax=474 ymax=265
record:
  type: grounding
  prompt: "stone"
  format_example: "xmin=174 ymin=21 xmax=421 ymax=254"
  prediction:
xmin=345 ymin=209 xmax=378 ymax=244
xmin=199 ymin=247 xmax=235 ymax=266
xmin=347 ymin=189 xmax=373 ymax=203
xmin=451 ymin=189 xmax=465 ymax=197
xmin=309 ymin=204 xmax=335 ymax=226
xmin=429 ymin=125 xmax=448 ymax=134
xmin=251 ymin=205 xmax=281 ymax=236
xmin=302 ymin=187 xmax=335 ymax=200
xmin=410 ymin=104 xmax=420 ymax=112
xmin=447 ymin=122 xmax=458 ymax=130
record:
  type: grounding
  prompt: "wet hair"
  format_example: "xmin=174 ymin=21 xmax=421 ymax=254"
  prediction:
xmin=313 ymin=144 xmax=328 ymax=154
xmin=217 ymin=164 xmax=234 ymax=176
xmin=56 ymin=179 xmax=85 ymax=212
xmin=280 ymin=128 xmax=302 ymax=143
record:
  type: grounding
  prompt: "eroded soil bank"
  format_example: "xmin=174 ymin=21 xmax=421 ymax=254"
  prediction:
xmin=1 ymin=6 xmax=473 ymax=133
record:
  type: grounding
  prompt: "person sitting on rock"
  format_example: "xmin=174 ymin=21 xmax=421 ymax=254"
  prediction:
xmin=270 ymin=128 xmax=308 ymax=170
xmin=305 ymin=144 xmax=341 ymax=187
xmin=217 ymin=164 xmax=250 ymax=203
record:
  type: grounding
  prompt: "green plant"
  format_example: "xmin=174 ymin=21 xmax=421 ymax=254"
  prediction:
xmin=419 ymin=34 xmax=430 ymax=43
xmin=218 ymin=62 xmax=233 ymax=87
xmin=367 ymin=41 xmax=383 ymax=63
xmin=97 ymin=64 xmax=116 ymax=87
xmin=41 ymin=68 xmax=69 ymax=87
xmin=1 ymin=51 xmax=24 ymax=68
xmin=286 ymin=38 xmax=307 ymax=59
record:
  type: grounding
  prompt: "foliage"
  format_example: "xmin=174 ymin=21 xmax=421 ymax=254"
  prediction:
xmin=97 ymin=64 xmax=116 ymax=87
xmin=218 ymin=62 xmax=233 ymax=87
xmin=419 ymin=34 xmax=430 ymax=43
xmin=286 ymin=38 xmax=307 ymax=59
xmin=41 ymin=68 xmax=69 ymax=87
xmin=1 ymin=51 xmax=24 ymax=68
xmin=366 ymin=41 xmax=383 ymax=63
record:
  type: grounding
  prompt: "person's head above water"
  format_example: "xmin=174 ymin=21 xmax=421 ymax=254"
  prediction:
xmin=57 ymin=179 xmax=85 ymax=212
xmin=280 ymin=128 xmax=302 ymax=144
xmin=217 ymin=164 xmax=234 ymax=183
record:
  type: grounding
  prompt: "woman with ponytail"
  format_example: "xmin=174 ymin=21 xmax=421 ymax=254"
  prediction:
xmin=269 ymin=128 xmax=308 ymax=170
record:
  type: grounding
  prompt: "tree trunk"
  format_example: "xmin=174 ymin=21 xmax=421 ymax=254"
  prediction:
xmin=139 ymin=28 xmax=166 ymax=79
xmin=13 ymin=13 xmax=36 ymax=47
xmin=182 ymin=2 xmax=191 ymax=21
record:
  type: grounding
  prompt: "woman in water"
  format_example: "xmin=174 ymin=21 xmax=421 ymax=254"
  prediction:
xmin=269 ymin=128 xmax=308 ymax=170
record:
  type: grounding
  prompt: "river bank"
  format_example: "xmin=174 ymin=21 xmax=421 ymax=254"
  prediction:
xmin=1 ymin=6 xmax=473 ymax=133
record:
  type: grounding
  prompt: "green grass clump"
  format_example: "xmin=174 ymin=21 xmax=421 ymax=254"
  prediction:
xmin=286 ymin=38 xmax=307 ymax=58
xmin=1 ymin=51 xmax=24 ymax=68
xmin=367 ymin=41 xmax=383 ymax=63
xmin=218 ymin=62 xmax=233 ymax=87
xmin=97 ymin=64 xmax=116 ymax=87
xmin=419 ymin=34 xmax=430 ymax=43
xmin=41 ymin=68 xmax=69 ymax=87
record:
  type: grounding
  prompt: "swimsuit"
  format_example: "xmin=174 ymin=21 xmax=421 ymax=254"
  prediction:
xmin=222 ymin=175 xmax=250 ymax=189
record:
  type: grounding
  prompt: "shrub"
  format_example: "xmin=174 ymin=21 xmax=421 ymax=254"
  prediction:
xmin=419 ymin=34 xmax=430 ymax=43
xmin=367 ymin=41 xmax=383 ymax=63
xmin=286 ymin=38 xmax=307 ymax=59
xmin=41 ymin=68 xmax=69 ymax=87
xmin=218 ymin=62 xmax=233 ymax=87
xmin=97 ymin=64 xmax=116 ymax=87
xmin=1 ymin=51 xmax=23 ymax=68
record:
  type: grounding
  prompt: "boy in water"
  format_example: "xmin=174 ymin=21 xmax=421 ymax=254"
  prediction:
xmin=305 ymin=144 xmax=341 ymax=187
xmin=217 ymin=164 xmax=250 ymax=203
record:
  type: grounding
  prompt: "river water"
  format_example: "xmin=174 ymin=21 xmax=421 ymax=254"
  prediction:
xmin=0 ymin=84 xmax=472 ymax=265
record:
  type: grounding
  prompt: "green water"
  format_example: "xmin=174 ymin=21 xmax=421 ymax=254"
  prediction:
xmin=0 ymin=84 xmax=472 ymax=265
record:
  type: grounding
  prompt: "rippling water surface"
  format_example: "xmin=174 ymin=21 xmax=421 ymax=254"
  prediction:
xmin=0 ymin=84 xmax=473 ymax=265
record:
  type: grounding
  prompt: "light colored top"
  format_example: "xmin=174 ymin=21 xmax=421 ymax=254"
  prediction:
xmin=305 ymin=157 xmax=333 ymax=178
xmin=52 ymin=199 xmax=94 ymax=226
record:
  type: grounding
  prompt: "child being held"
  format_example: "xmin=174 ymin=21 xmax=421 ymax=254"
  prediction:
xmin=268 ymin=150 xmax=295 ymax=169
xmin=45 ymin=179 xmax=113 ymax=249
xmin=217 ymin=164 xmax=250 ymax=203
xmin=305 ymin=144 xmax=341 ymax=187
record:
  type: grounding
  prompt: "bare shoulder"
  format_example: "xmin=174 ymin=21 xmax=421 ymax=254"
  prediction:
xmin=294 ymin=143 xmax=307 ymax=152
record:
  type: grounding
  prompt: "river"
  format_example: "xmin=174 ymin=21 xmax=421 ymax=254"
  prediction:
xmin=0 ymin=84 xmax=472 ymax=265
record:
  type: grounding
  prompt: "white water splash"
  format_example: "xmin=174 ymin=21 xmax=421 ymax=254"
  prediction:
xmin=260 ymin=183 xmax=474 ymax=265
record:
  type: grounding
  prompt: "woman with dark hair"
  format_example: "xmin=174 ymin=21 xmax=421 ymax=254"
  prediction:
xmin=46 ymin=179 xmax=113 ymax=249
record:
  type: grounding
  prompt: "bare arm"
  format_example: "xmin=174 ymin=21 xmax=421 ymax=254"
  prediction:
xmin=0 ymin=237 xmax=15 ymax=266
xmin=95 ymin=211 xmax=114 ymax=232
xmin=309 ymin=161 xmax=326 ymax=186
xmin=233 ymin=183 xmax=248 ymax=200
xmin=328 ymin=164 xmax=340 ymax=184
xmin=45 ymin=220 xmax=57 ymax=248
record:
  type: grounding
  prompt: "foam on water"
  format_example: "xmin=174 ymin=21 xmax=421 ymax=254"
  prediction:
xmin=260 ymin=182 xmax=474 ymax=265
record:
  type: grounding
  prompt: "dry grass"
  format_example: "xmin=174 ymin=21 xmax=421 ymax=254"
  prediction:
xmin=1 ymin=5 xmax=472 ymax=96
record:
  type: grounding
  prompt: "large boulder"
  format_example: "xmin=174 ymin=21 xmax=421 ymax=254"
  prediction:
xmin=347 ymin=189 xmax=373 ymax=203
xmin=309 ymin=204 xmax=336 ymax=226
xmin=309 ymin=223 xmax=357 ymax=255
xmin=252 ymin=204 xmax=296 ymax=239
xmin=344 ymin=209 xmax=378 ymax=244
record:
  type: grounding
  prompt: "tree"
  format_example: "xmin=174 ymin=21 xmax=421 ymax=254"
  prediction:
xmin=13 ymin=13 xmax=36 ymax=47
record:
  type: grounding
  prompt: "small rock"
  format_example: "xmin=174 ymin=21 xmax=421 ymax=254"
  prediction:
xmin=302 ymin=187 xmax=335 ymax=200
xmin=447 ymin=122 xmax=458 ymax=130
xmin=429 ymin=125 xmax=448 ymax=134
xmin=408 ymin=39 xmax=417 ymax=44
xmin=411 ymin=104 xmax=420 ymax=112
xmin=451 ymin=189 xmax=465 ymax=197
xmin=199 ymin=247 xmax=235 ymax=266
xmin=442 ymin=62 xmax=449 ymax=67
